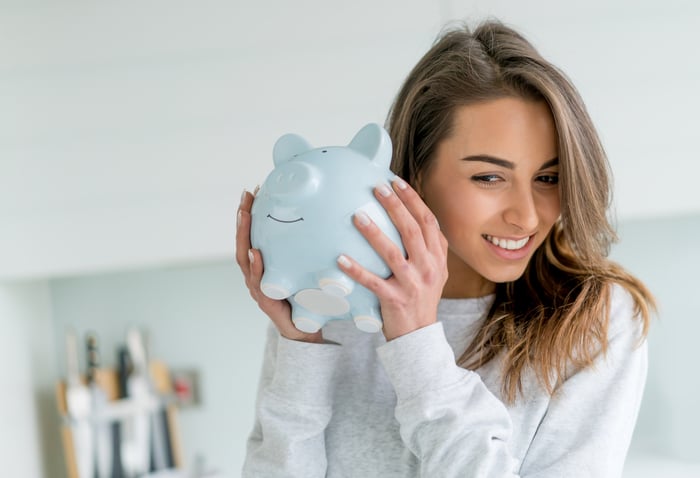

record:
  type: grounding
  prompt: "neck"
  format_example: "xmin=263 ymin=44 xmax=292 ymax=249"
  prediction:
xmin=441 ymin=250 xmax=496 ymax=299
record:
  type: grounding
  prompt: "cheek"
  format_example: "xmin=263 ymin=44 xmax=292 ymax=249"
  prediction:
xmin=432 ymin=195 xmax=493 ymax=245
xmin=539 ymin=193 xmax=561 ymax=228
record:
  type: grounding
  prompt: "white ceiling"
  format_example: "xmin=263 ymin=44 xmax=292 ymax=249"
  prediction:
xmin=1 ymin=0 xmax=698 ymax=280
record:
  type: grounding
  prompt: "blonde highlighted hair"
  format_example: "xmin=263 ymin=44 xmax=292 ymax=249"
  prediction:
xmin=387 ymin=20 xmax=654 ymax=402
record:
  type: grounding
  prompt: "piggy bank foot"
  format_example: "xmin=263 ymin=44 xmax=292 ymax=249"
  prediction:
xmin=352 ymin=314 xmax=383 ymax=333
xmin=318 ymin=272 xmax=354 ymax=298
xmin=350 ymin=300 xmax=383 ymax=333
xmin=293 ymin=316 xmax=323 ymax=333
xmin=291 ymin=306 xmax=328 ymax=333
xmin=260 ymin=282 xmax=292 ymax=300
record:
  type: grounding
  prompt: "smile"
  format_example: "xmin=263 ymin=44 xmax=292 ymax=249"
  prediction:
xmin=267 ymin=214 xmax=304 ymax=224
xmin=483 ymin=234 xmax=530 ymax=251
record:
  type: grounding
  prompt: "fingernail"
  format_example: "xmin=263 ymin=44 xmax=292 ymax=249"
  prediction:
xmin=253 ymin=185 xmax=260 ymax=196
xmin=240 ymin=189 xmax=248 ymax=204
xmin=337 ymin=254 xmax=351 ymax=268
xmin=376 ymin=183 xmax=392 ymax=197
xmin=354 ymin=210 xmax=371 ymax=226
xmin=393 ymin=176 xmax=408 ymax=190
xmin=248 ymin=249 xmax=255 ymax=264
xmin=237 ymin=210 xmax=242 ymax=228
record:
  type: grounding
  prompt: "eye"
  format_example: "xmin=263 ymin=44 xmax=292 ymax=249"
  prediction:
xmin=536 ymin=174 xmax=559 ymax=185
xmin=471 ymin=174 xmax=503 ymax=184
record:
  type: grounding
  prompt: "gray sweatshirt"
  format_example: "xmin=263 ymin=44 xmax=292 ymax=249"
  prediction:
xmin=242 ymin=284 xmax=647 ymax=477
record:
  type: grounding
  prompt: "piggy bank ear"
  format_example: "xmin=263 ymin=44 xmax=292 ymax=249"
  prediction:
xmin=348 ymin=123 xmax=392 ymax=168
xmin=273 ymin=134 xmax=313 ymax=166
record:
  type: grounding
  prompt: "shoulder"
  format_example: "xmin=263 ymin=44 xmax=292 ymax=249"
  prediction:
xmin=606 ymin=282 xmax=647 ymax=345
xmin=558 ymin=282 xmax=648 ymax=386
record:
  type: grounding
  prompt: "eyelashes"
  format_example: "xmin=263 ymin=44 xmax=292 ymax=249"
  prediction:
xmin=471 ymin=174 xmax=501 ymax=183
xmin=470 ymin=173 xmax=559 ymax=187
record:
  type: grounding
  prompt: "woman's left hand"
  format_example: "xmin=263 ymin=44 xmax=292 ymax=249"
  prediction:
xmin=337 ymin=177 xmax=449 ymax=341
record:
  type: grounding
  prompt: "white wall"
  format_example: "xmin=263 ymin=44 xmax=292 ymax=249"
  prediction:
xmin=0 ymin=0 xmax=441 ymax=280
xmin=1 ymin=0 xmax=698 ymax=280
xmin=611 ymin=213 xmax=700 ymax=466
xmin=0 ymin=282 xmax=62 ymax=477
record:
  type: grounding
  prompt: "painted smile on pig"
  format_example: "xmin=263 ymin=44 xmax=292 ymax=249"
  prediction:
xmin=267 ymin=214 xmax=304 ymax=224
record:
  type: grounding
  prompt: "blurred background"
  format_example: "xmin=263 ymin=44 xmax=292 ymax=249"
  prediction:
xmin=1 ymin=0 xmax=698 ymax=476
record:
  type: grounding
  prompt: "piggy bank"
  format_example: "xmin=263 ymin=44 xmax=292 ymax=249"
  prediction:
xmin=250 ymin=123 xmax=405 ymax=333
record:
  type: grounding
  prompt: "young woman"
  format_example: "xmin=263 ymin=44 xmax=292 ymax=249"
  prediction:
xmin=236 ymin=20 xmax=654 ymax=477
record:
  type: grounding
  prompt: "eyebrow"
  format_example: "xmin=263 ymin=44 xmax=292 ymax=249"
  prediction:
xmin=461 ymin=155 xmax=559 ymax=170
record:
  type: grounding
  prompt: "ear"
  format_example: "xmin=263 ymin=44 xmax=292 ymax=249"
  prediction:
xmin=348 ymin=123 xmax=392 ymax=168
xmin=273 ymin=133 xmax=313 ymax=166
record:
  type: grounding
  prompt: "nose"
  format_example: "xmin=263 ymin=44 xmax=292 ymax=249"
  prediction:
xmin=266 ymin=162 xmax=320 ymax=198
xmin=502 ymin=184 xmax=539 ymax=233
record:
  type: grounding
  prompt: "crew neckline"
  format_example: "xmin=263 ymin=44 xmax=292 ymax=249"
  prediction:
xmin=437 ymin=294 xmax=495 ymax=317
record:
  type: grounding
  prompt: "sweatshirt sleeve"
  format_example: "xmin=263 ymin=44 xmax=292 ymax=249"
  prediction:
xmin=377 ymin=322 xmax=520 ymax=477
xmin=242 ymin=324 xmax=342 ymax=478
xmin=377 ymin=287 xmax=647 ymax=477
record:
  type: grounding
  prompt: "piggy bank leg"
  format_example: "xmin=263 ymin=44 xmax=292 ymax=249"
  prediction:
xmin=318 ymin=270 xmax=354 ymax=298
xmin=352 ymin=310 xmax=383 ymax=333
xmin=349 ymin=290 xmax=383 ymax=333
xmin=259 ymin=270 xmax=294 ymax=300
xmin=290 ymin=301 xmax=330 ymax=334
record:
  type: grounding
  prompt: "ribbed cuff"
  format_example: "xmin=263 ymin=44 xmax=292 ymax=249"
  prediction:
xmin=268 ymin=336 xmax=342 ymax=407
xmin=377 ymin=322 xmax=469 ymax=402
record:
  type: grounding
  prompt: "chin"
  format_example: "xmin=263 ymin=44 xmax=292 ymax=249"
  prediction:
xmin=482 ymin=264 xmax=529 ymax=284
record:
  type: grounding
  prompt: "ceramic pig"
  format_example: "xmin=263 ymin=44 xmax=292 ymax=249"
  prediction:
xmin=250 ymin=123 xmax=405 ymax=333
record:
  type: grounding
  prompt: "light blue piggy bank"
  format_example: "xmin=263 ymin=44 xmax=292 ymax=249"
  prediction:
xmin=250 ymin=123 xmax=405 ymax=333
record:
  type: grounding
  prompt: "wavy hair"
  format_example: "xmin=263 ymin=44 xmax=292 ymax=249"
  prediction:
xmin=386 ymin=20 xmax=654 ymax=402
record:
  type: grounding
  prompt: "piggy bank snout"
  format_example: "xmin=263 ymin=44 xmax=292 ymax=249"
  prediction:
xmin=266 ymin=162 xmax=320 ymax=198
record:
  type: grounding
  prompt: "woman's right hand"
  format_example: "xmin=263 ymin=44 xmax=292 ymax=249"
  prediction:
xmin=236 ymin=189 xmax=324 ymax=343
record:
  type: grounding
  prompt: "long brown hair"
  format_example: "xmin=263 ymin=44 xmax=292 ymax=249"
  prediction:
xmin=387 ymin=20 xmax=654 ymax=402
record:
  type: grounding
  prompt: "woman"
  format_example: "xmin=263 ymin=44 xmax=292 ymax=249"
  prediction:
xmin=236 ymin=20 xmax=654 ymax=477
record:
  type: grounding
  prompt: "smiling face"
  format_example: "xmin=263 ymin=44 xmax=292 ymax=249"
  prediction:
xmin=420 ymin=97 xmax=561 ymax=298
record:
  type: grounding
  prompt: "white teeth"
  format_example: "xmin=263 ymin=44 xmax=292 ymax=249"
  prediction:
xmin=484 ymin=235 xmax=530 ymax=251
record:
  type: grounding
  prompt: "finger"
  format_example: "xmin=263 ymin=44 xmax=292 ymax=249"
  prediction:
xmin=353 ymin=210 xmax=411 ymax=281
xmin=241 ymin=187 xmax=255 ymax=212
xmin=246 ymin=248 xmax=282 ymax=312
xmin=336 ymin=252 xmax=394 ymax=299
xmin=235 ymin=189 xmax=254 ymax=274
xmin=373 ymin=181 xmax=427 ymax=260
xmin=391 ymin=177 xmax=444 ymax=255
xmin=245 ymin=248 xmax=274 ymax=306
xmin=247 ymin=247 xmax=264 ymax=290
